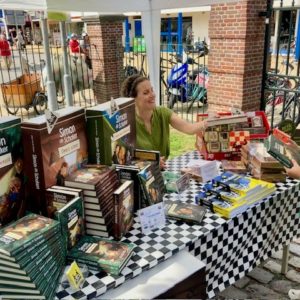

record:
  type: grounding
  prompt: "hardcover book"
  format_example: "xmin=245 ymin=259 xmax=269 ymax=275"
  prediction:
xmin=0 ymin=213 xmax=59 ymax=257
xmin=21 ymin=107 xmax=88 ymax=215
xmin=0 ymin=116 xmax=25 ymax=227
xmin=113 ymin=180 xmax=134 ymax=240
xmin=86 ymin=97 xmax=136 ymax=165
xmin=67 ymin=236 xmax=135 ymax=275
xmin=164 ymin=200 xmax=206 ymax=224
xmin=64 ymin=165 xmax=116 ymax=190
xmin=139 ymin=162 xmax=166 ymax=207
xmin=54 ymin=196 xmax=85 ymax=250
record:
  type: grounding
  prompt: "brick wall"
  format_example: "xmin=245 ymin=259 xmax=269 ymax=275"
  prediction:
xmin=84 ymin=15 xmax=125 ymax=103
xmin=208 ymin=0 xmax=267 ymax=113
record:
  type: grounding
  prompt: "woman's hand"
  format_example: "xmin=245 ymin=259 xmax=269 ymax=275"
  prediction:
xmin=285 ymin=159 xmax=300 ymax=179
xmin=160 ymin=156 xmax=167 ymax=170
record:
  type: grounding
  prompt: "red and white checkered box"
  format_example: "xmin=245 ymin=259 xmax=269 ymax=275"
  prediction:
xmin=229 ymin=131 xmax=250 ymax=151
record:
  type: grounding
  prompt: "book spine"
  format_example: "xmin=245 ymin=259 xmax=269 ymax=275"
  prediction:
xmin=113 ymin=193 xmax=120 ymax=240
xmin=86 ymin=115 xmax=103 ymax=165
xmin=21 ymin=128 xmax=45 ymax=215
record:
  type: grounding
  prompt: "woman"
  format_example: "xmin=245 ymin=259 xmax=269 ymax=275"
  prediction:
xmin=121 ymin=75 xmax=207 ymax=169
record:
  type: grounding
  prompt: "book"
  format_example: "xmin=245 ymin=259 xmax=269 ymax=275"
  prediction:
xmin=221 ymin=160 xmax=247 ymax=174
xmin=64 ymin=165 xmax=116 ymax=190
xmin=45 ymin=187 xmax=82 ymax=218
xmin=0 ymin=116 xmax=25 ymax=227
xmin=138 ymin=163 xmax=165 ymax=207
xmin=164 ymin=200 xmax=206 ymax=224
xmin=162 ymin=172 xmax=190 ymax=193
xmin=264 ymin=134 xmax=294 ymax=168
xmin=67 ymin=236 xmax=135 ymax=275
xmin=113 ymin=180 xmax=134 ymax=240
xmin=133 ymin=149 xmax=160 ymax=165
xmin=21 ymin=107 xmax=88 ymax=215
xmin=0 ymin=214 xmax=59 ymax=257
xmin=54 ymin=196 xmax=85 ymax=250
xmin=86 ymin=97 xmax=136 ymax=165
xmin=85 ymin=228 xmax=110 ymax=238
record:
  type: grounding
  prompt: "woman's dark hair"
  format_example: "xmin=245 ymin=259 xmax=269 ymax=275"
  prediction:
xmin=121 ymin=75 xmax=148 ymax=98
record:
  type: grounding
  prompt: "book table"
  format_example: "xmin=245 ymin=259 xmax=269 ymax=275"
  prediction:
xmin=56 ymin=151 xmax=300 ymax=299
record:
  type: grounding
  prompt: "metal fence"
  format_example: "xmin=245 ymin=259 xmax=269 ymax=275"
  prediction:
xmin=0 ymin=42 xmax=95 ymax=120
xmin=263 ymin=1 xmax=300 ymax=131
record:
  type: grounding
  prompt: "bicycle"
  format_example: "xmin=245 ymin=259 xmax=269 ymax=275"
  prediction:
xmin=124 ymin=53 xmax=147 ymax=77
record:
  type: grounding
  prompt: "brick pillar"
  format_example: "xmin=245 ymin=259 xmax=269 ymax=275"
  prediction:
xmin=83 ymin=15 xmax=125 ymax=103
xmin=208 ymin=0 xmax=267 ymax=113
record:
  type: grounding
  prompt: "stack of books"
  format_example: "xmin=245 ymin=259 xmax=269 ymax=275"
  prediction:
xmin=67 ymin=235 xmax=135 ymax=275
xmin=64 ymin=165 xmax=119 ymax=238
xmin=0 ymin=214 xmax=65 ymax=299
xmin=196 ymin=171 xmax=276 ymax=219
xmin=241 ymin=142 xmax=286 ymax=182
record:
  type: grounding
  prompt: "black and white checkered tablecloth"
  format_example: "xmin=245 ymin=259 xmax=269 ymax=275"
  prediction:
xmin=55 ymin=151 xmax=300 ymax=299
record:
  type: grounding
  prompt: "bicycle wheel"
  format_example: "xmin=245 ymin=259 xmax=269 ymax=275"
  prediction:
xmin=4 ymin=94 xmax=19 ymax=115
xmin=33 ymin=92 xmax=47 ymax=115
xmin=283 ymin=98 xmax=300 ymax=126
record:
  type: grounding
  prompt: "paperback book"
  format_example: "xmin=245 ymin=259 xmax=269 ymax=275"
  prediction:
xmin=67 ymin=236 xmax=135 ymax=275
xmin=21 ymin=107 xmax=88 ymax=215
xmin=0 ymin=116 xmax=25 ymax=227
xmin=86 ymin=97 xmax=136 ymax=165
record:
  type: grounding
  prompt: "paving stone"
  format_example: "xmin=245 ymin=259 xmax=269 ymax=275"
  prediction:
xmin=264 ymin=260 xmax=282 ymax=274
xmin=286 ymin=270 xmax=300 ymax=283
xmin=293 ymin=238 xmax=300 ymax=245
xmin=245 ymin=283 xmax=285 ymax=299
xmin=234 ymin=276 xmax=251 ymax=289
xmin=218 ymin=285 xmax=250 ymax=299
xmin=247 ymin=267 xmax=274 ymax=284
xmin=270 ymin=280 xmax=294 ymax=295
xmin=272 ymin=249 xmax=283 ymax=260
xmin=289 ymin=257 xmax=300 ymax=269
xmin=290 ymin=243 xmax=300 ymax=257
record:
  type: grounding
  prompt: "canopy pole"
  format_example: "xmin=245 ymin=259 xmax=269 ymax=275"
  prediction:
xmin=141 ymin=9 xmax=161 ymax=105
xmin=59 ymin=21 xmax=73 ymax=106
xmin=41 ymin=18 xmax=58 ymax=111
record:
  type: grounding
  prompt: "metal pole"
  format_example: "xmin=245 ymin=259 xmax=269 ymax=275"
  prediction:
xmin=260 ymin=0 xmax=273 ymax=111
xmin=59 ymin=21 xmax=73 ymax=106
xmin=41 ymin=18 xmax=58 ymax=111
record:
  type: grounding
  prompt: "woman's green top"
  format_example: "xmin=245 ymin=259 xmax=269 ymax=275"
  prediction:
xmin=136 ymin=106 xmax=173 ymax=158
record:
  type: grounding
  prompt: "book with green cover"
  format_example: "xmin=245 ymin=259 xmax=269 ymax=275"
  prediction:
xmin=164 ymin=200 xmax=206 ymax=224
xmin=67 ymin=236 xmax=135 ymax=275
xmin=0 ymin=213 xmax=59 ymax=257
xmin=54 ymin=196 xmax=85 ymax=250
xmin=86 ymin=97 xmax=136 ymax=165
xmin=0 ymin=116 xmax=25 ymax=228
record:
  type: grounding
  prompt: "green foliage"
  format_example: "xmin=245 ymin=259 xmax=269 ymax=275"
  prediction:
xmin=169 ymin=129 xmax=196 ymax=159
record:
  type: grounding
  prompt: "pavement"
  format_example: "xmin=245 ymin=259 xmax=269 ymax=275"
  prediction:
xmin=216 ymin=238 xmax=300 ymax=300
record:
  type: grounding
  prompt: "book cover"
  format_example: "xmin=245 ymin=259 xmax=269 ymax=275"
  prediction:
xmin=133 ymin=149 xmax=160 ymax=165
xmin=21 ymin=107 xmax=88 ymax=215
xmin=138 ymin=163 xmax=165 ymax=207
xmin=164 ymin=201 xmax=206 ymax=224
xmin=0 ymin=213 xmax=59 ymax=257
xmin=0 ymin=116 xmax=25 ymax=227
xmin=54 ymin=196 xmax=85 ymax=250
xmin=113 ymin=180 xmax=134 ymax=240
xmin=206 ymin=114 xmax=248 ymax=127
xmin=64 ymin=165 xmax=116 ymax=190
xmin=67 ymin=236 xmax=135 ymax=275
xmin=86 ymin=98 xmax=136 ymax=165
xmin=45 ymin=187 xmax=82 ymax=218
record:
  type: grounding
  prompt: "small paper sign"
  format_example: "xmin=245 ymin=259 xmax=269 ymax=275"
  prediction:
xmin=66 ymin=261 xmax=85 ymax=290
xmin=138 ymin=202 xmax=166 ymax=234
xmin=45 ymin=109 xmax=59 ymax=134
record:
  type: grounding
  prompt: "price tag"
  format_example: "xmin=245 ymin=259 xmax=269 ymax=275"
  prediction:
xmin=66 ymin=261 xmax=85 ymax=290
xmin=138 ymin=202 xmax=166 ymax=234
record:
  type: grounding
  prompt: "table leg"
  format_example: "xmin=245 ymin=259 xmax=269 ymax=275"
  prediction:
xmin=281 ymin=244 xmax=290 ymax=274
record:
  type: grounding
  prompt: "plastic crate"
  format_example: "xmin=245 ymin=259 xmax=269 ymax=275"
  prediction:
xmin=196 ymin=111 xmax=270 ymax=161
